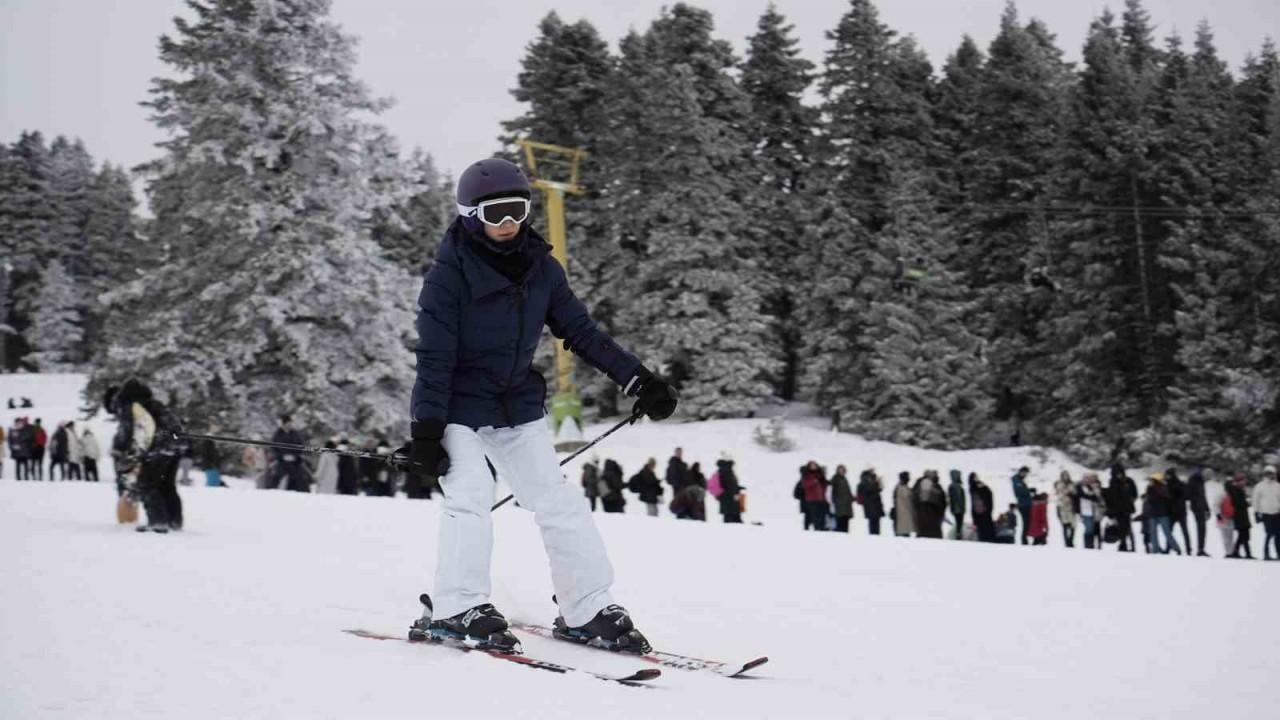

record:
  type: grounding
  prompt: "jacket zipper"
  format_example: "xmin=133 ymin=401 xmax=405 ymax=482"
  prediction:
xmin=503 ymin=284 xmax=525 ymax=426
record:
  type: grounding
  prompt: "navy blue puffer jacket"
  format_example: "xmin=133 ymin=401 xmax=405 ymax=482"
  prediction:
xmin=411 ymin=220 xmax=643 ymax=429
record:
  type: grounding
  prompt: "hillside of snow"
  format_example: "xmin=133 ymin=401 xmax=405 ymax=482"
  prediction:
xmin=3 ymin=373 xmax=1276 ymax=719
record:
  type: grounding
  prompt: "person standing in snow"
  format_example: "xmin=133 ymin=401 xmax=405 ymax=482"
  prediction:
xmin=893 ymin=471 xmax=916 ymax=537
xmin=716 ymin=453 xmax=743 ymax=524
xmin=1252 ymin=466 xmax=1280 ymax=560
xmin=1187 ymin=469 xmax=1211 ymax=556
xmin=268 ymin=414 xmax=311 ymax=492
xmin=913 ymin=470 xmax=947 ymax=539
xmin=1225 ymin=474 xmax=1253 ymax=559
xmin=1028 ymin=490 xmax=1050 ymax=545
xmin=105 ymin=379 xmax=185 ymax=532
xmin=627 ymin=458 xmax=663 ymax=516
xmin=335 ymin=438 xmax=360 ymax=495
xmin=48 ymin=422 xmax=68 ymax=480
xmin=196 ymin=435 xmax=224 ymax=488
xmin=66 ymin=421 xmax=84 ymax=480
xmin=581 ymin=457 xmax=601 ymax=511
xmin=687 ymin=461 xmax=707 ymax=490
xmin=313 ymin=439 xmax=340 ymax=495
xmin=947 ymin=470 xmax=966 ymax=540
xmin=600 ymin=458 xmax=628 ymax=513
xmin=797 ymin=461 xmax=829 ymax=531
xmin=856 ymin=469 xmax=885 ymax=536
xmin=31 ymin=419 xmax=47 ymax=481
xmin=401 ymin=158 xmax=678 ymax=654
xmin=831 ymin=465 xmax=854 ymax=533
xmin=1146 ymin=472 xmax=1182 ymax=555
xmin=81 ymin=427 xmax=101 ymax=482
xmin=969 ymin=473 xmax=996 ymax=542
xmin=0 ymin=423 xmax=5 ymax=480
xmin=1107 ymin=466 xmax=1137 ymax=552
xmin=1011 ymin=466 xmax=1033 ymax=545
xmin=1053 ymin=471 xmax=1078 ymax=548
xmin=1165 ymin=468 xmax=1191 ymax=555
xmin=1076 ymin=473 xmax=1104 ymax=549
xmin=665 ymin=447 xmax=688 ymax=494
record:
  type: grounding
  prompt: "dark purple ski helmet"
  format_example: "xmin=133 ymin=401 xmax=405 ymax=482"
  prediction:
xmin=456 ymin=158 xmax=531 ymax=210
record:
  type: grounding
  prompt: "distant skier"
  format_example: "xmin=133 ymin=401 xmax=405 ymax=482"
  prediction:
xmin=1011 ymin=466 xmax=1033 ymax=545
xmin=665 ymin=447 xmax=688 ymax=493
xmin=104 ymin=379 xmax=185 ymax=532
xmin=831 ymin=465 xmax=854 ymax=533
xmin=403 ymin=158 xmax=677 ymax=654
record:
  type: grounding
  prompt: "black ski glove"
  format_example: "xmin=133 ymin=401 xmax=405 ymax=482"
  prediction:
xmin=398 ymin=419 xmax=450 ymax=480
xmin=629 ymin=368 xmax=678 ymax=422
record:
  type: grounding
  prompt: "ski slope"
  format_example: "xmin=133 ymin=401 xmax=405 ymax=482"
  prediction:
xmin=2 ymin=373 xmax=1276 ymax=719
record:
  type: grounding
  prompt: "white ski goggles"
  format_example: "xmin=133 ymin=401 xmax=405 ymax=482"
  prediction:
xmin=458 ymin=196 xmax=531 ymax=227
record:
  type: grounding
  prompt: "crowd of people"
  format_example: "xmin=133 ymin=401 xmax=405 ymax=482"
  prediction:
xmin=578 ymin=447 xmax=746 ymax=523
xmin=788 ymin=460 xmax=1280 ymax=560
xmin=9 ymin=401 xmax=1278 ymax=561
xmin=2 ymin=416 xmax=103 ymax=482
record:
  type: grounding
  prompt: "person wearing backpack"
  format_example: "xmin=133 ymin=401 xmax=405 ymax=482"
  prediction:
xmin=627 ymin=458 xmax=663 ymax=517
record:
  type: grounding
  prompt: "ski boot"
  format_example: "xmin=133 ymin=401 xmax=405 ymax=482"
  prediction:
xmin=408 ymin=594 xmax=521 ymax=654
xmin=553 ymin=604 xmax=652 ymax=655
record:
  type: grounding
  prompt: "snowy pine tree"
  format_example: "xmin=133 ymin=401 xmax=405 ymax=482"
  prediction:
xmin=740 ymin=4 xmax=817 ymax=401
xmin=607 ymin=6 xmax=776 ymax=418
xmin=0 ymin=131 xmax=57 ymax=369
xmin=28 ymin=259 xmax=85 ymax=371
xmin=502 ymin=12 xmax=628 ymax=416
xmin=92 ymin=0 xmax=418 ymax=438
xmin=370 ymin=149 xmax=451 ymax=275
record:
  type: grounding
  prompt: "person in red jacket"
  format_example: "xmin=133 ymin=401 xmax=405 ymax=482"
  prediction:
xmin=32 ymin=418 xmax=48 ymax=481
xmin=1029 ymin=490 xmax=1050 ymax=545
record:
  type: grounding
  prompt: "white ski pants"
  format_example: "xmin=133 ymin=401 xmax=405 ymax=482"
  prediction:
xmin=433 ymin=417 xmax=615 ymax=627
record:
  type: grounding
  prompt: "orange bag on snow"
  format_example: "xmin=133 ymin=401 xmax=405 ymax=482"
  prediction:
xmin=116 ymin=496 xmax=138 ymax=524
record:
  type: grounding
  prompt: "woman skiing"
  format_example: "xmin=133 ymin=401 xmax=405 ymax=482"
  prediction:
xmin=403 ymin=158 xmax=677 ymax=655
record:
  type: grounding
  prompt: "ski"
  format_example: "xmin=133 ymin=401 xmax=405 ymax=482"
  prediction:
xmin=342 ymin=629 xmax=661 ymax=687
xmin=510 ymin=622 xmax=768 ymax=678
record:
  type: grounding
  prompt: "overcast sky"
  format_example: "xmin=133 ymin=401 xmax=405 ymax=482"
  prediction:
xmin=2 ymin=0 xmax=1276 ymax=201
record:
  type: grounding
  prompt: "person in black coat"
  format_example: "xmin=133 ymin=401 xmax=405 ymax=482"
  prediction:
xmin=1226 ymin=474 xmax=1253 ymax=559
xmin=969 ymin=473 xmax=996 ymax=542
xmin=49 ymin=424 xmax=69 ymax=480
xmin=688 ymin=462 xmax=706 ymax=489
xmin=336 ymin=438 xmax=360 ymax=495
xmin=1107 ymin=466 xmax=1136 ymax=552
xmin=105 ymin=379 xmax=185 ymax=531
xmin=1165 ymin=468 xmax=1191 ymax=554
xmin=600 ymin=459 xmax=626 ymax=513
xmin=716 ymin=457 xmax=743 ymax=524
xmin=665 ymin=448 xmax=688 ymax=493
xmin=627 ymin=458 xmax=663 ymax=516
xmin=1187 ymin=469 xmax=1211 ymax=556
xmin=830 ymin=465 xmax=854 ymax=532
xmin=856 ymin=470 xmax=885 ymax=535
xmin=269 ymin=414 xmax=312 ymax=492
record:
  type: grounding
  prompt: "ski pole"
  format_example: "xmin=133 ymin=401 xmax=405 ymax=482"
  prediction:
xmin=176 ymin=431 xmax=413 ymax=469
xmin=490 ymin=406 xmax=643 ymax=511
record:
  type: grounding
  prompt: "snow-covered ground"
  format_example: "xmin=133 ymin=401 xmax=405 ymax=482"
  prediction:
xmin=3 ymin=374 xmax=1276 ymax=719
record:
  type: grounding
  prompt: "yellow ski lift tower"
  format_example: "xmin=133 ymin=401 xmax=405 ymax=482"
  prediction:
xmin=519 ymin=140 xmax=588 ymax=451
